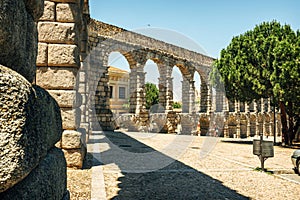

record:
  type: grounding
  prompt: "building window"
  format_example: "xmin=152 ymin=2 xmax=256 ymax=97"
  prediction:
xmin=110 ymin=86 xmax=113 ymax=98
xmin=119 ymin=87 xmax=126 ymax=99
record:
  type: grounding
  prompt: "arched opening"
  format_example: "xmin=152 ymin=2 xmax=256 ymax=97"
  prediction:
xmin=172 ymin=66 xmax=183 ymax=112
xmin=144 ymin=59 xmax=160 ymax=111
xmin=107 ymin=52 xmax=130 ymax=115
xmin=144 ymin=59 xmax=159 ymax=85
xmin=193 ymin=72 xmax=201 ymax=112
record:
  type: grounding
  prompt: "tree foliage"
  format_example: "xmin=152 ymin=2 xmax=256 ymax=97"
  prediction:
xmin=172 ymin=101 xmax=182 ymax=109
xmin=212 ymin=21 xmax=300 ymax=145
xmin=145 ymin=82 xmax=159 ymax=109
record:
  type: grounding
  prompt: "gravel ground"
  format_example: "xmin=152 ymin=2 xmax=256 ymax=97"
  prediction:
xmin=67 ymin=169 xmax=92 ymax=200
xmin=68 ymin=131 xmax=300 ymax=200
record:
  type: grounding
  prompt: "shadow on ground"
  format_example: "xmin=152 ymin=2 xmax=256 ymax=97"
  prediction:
xmin=87 ymin=131 xmax=249 ymax=200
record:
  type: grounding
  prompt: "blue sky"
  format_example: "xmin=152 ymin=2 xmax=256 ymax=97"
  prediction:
xmin=90 ymin=0 xmax=300 ymax=58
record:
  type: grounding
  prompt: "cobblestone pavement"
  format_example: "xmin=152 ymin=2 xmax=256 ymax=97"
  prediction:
xmin=88 ymin=131 xmax=300 ymax=200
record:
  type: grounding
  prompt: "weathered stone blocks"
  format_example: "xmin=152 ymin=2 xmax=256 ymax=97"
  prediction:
xmin=48 ymin=44 xmax=80 ymax=66
xmin=37 ymin=42 xmax=48 ymax=66
xmin=0 ymin=65 xmax=62 ymax=192
xmin=61 ymin=108 xmax=81 ymax=130
xmin=56 ymin=3 xmax=80 ymax=23
xmin=63 ymin=146 xmax=86 ymax=169
xmin=0 ymin=148 xmax=67 ymax=199
xmin=49 ymin=90 xmax=81 ymax=108
xmin=36 ymin=67 xmax=77 ymax=89
xmin=38 ymin=22 xmax=78 ymax=44
xmin=35 ymin=0 xmax=88 ymax=169
xmin=62 ymin=130 xmax=82 ymax=149
xmin=39 ymin=1 xmax=55 ymax=21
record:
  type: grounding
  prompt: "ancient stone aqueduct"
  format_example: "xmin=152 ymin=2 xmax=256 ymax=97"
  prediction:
xmin=36 ymin=0 xmax=281 ymax=167
xmin=0 ymin=0 xmax=281 ymax=198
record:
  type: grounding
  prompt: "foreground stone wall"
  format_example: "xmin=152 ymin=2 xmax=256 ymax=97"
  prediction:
xmin=36 ymin=0 xmax=90 ymax=169
xmin=0 ymin=0 xmax=69 ymax=199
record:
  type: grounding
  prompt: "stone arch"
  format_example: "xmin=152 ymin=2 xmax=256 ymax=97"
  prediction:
xmin=175 ymin=63 xmax=193 ymax=81
xmin=171 ymin=64 xmax=184 ymax=112
xmin=101 ymin=47 xmax=137 ymax=69
xmin=91 ymin=43 xmax=139 ymax=130
xmin=174 ymin=62 xmax=195 ymax=114
xmin=108 ymin=51 xmax=130 ymax=69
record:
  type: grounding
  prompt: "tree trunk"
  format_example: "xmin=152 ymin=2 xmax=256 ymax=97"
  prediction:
xmin=295 ymin=117 xmax=300 ymax=142
xmin=279 ymin=101 xmax=289 ymax=145
xmin=288 ymin=115 xmax=294 ymax=145
xmin=287 ymin=102 xmax=296 ymax=145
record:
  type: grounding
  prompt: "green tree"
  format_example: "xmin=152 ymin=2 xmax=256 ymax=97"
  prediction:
xmin=212 ymin=21 xmax=300 ymax=145
xmin=145 ymin=82 xmax=159 ymax=109
xmin=172 ymin=101 xmax=182 ymax=109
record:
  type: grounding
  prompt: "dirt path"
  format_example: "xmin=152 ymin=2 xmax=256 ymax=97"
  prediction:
xmin=68 ymin=131 xmax=300 ymax=200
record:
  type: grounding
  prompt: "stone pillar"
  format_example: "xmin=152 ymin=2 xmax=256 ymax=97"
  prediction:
xmin=235 ymin=100 xmax=240 ymax=113
xmin=78 ymin=61 xmax=89 ymax=141
xmin=224 ymin=97 xmax=229 ymax=112
xmin=158 ymin=64 xmax=173 ymax=112
xmin=78 ymin=3 xmax=90 ymax=142
xmin=254 ymin=101 xmax=260 ymax=136
xmin=182 ymin=78 xmax=190 ymax=113
xmin=136 ymin=67 xmax=146 ymax=114
xmin=129 ymin=62 xmax=148 ymax=128
xmin=261 ymin=98 xmax=267 ymax=135
xmin=85 ymin=42 xmax=104 ymax=131
xmin=200 ymin=82 xmax=211 ymax=113
xmin=245 ymin=103 xmax=251 ymax=137
xmin=128 ymin=61 xmax=147 ymax=115
xmin=235 ymin=100 xmax=241 ymax=138
xmin=166 ymin=76 xmax=174 ymax=111
xmin=189 ymin=80 xmax=196 ymax=114
xmin=261 ymin=98 xmax=266 ymax=113
xmin=179 ymin=77 xmax=196 ymax=113
xmin=207 ymin=85 xmax=212 ymax=113
xmin=94 ymin=65 xmax=114 ymax=131
xmin=269 ymin=98 xmax=274 ymax=137
xmin=129 ymin=68 xmax=137 ymax=113
xmin=36 ymin=0 xmax=87 ymax=169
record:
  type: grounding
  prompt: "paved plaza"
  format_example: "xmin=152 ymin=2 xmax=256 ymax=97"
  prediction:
xmin=86 ymin=131 xmax=299 ymax=200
